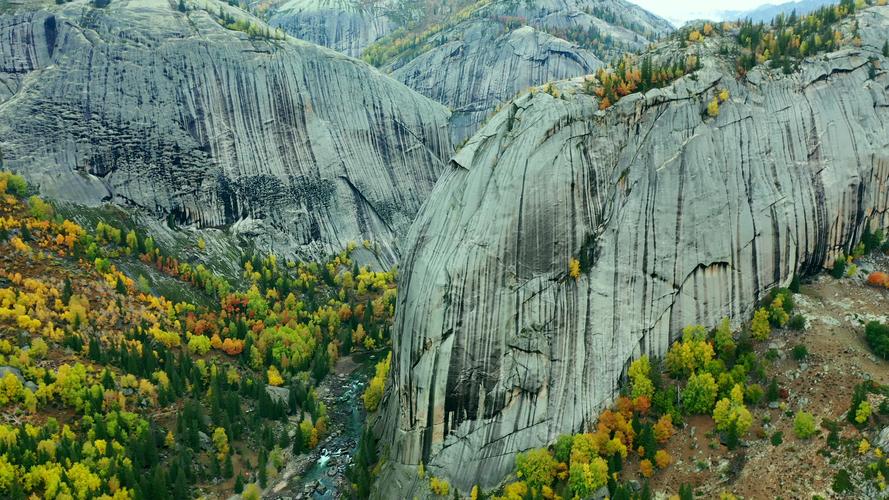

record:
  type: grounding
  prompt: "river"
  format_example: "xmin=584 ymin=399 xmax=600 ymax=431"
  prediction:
xmin=265 ymin=351 xmax=384 ymax=500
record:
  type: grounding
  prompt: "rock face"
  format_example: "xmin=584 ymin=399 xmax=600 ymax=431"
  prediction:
xmin=377 ymin=6 xmax=889 ymax=495
xmin=378 ymin=0 xmax=672 ymax=141
xmin=392 ymin=23 xmax=603 ymax=143
xmin=266 ymin=0 xmax=395 ymax=58
xmin=483 ymin=0 xmax=674 ymax=57
xmin=268 ymin=0 xmax=672 ymax=142
xmin=0 ymin=0 xmax=452 ymax=264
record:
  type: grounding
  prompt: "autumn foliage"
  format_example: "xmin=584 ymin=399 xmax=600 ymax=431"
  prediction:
xmin=0 ymin=171 xmax=399 ymax=499
xmin=586 ymin=54 xmax=701 ymax=110
xmin=867 ymin=272 xmax=889 ymax=289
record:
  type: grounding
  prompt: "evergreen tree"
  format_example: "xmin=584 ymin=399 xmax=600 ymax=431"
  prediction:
xmin=62 ymin=277 xmax=73 ymax=304
xmin=88 ymin=337 xmax=102 ymax=362
xmin=347 ymin=428 xmax=378 ymax=498
xmin=638 ymin=423 xmax=656 ymax=460
xmin=258 ymin=449 xmax=268 ymax=487
xmin=173 ymin=466 xmax=188 ymax=500
xmin=101 ymin=368 xmax=114 ymax=389
xmin=292 ymin=423 xmax=304 ymax=455
xmin=766 ymin=377 xmax=780 ymax=402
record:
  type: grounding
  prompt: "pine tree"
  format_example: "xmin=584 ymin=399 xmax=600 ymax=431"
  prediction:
xmin=101 ymin=368 xmax=114 ymax=389
xmin=234 ymin=474 xmax=245 ymax=494
xmin=258 ymin=449 xmax=268 ymax=487
xmin=884 ymin=40 xmax=889 ymax=58
xmin=347 ymin=428 xmax=378 ymax=498
xmin=62 ymin=277 xmax=73 ymax=304
xmin=224 ymin=453 xmax=234 ymax=478
xmin=173 ymin=467 xmax=188 ymax=499
xmin=88 ymin=338 xmax=102 ymax=362
xmin=292 ymin=423 xmax=304 ymax=455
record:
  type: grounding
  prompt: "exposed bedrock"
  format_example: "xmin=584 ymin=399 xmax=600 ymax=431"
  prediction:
xmin=377 ymin=6 xmax=889 ymax=495
xmin=392 ymin=22 xmax=604 ymax=144
xmin=266 ymin=0 xmax=395 ymax=58
xmin=0 ymin=0 xmax=452 ymax=265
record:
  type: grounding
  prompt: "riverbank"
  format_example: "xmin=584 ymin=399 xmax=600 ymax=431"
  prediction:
xmin=262 ymin=351 xmax=385 ymax=500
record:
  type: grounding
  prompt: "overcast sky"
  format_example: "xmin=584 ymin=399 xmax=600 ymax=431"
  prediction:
xmin=627 ymin=0 xmax=776 ymax=25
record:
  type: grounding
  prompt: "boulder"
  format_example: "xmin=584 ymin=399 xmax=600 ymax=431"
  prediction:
xmin=0 ymin=366 xmax=24 ymax=384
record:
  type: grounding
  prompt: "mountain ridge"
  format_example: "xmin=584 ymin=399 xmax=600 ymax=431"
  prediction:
xmin=266 ymin=0 xmax=674 ymax=142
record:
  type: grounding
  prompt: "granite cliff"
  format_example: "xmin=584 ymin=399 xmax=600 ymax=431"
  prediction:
xmin=377 ymin=5 xmax=889 ymax=495
xmin=265 ymin=0 xmax=396 ymax=58
xmin=0 ymin=0 xmax=452 ymax=265
xmin=267 ymin=0 xmax=673 ymax=142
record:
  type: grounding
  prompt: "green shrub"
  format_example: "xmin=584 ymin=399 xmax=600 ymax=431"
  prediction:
xmin=766 ymin=378 xmax=779 ymax=402
xmin=824 ymin=420 xmax=840 ymax=449
xmin=0 ymin=171 xmax=27 ymax=196
xmin=862 ymin=226 xmax=885 ymax=254
xmin=770 ymin=431 xmax=783 ymax=446
xmin=787 ymin=314 xmax=806 ymax=331
xmin=832 ymin=469 xmax=852 ymax=493
xmin=865 ymin=321 xmax=889 ymax=360
xmin=769 ymin=288 xmax=794 ymax=313
xmin=28 ymin=195 xmax=54 ymax=220
xmin=848 ymin=383 xmax=871 ymax=425
xmin=553 ymin=434 xmax=574 ymax=463
xmin=793 ymin=411 xmax=817 ymax=439
xmin=791 ymin=345 xmax=808 ymax=361
xmin=745 ymin=384 xmax=764 ymax=405
xmin=831 ymin=254 xmax=847 ymax=278
xmin=653 ymin=387 xmax=683 ymax=426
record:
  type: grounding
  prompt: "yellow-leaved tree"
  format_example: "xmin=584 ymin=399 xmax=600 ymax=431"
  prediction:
xmin=362 ymin=353 xmax=391 ymax=412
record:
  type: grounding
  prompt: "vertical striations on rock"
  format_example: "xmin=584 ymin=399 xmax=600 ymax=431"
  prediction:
xmin=266 ymin=0 xmax=396 ymax=58
xmin=392 ymin=23 xmax=604 ymax=144
xmin=0 ymin=0 xmax=452 ymax=265
xmin=377 ymin=5 xmax=889 ymax=496
xmin=267 ymin=0 xmax=674 ymax=143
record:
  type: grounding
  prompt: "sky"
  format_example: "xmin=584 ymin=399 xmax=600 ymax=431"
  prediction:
xmin=627 ymin=0 xmax=776 ymax=26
